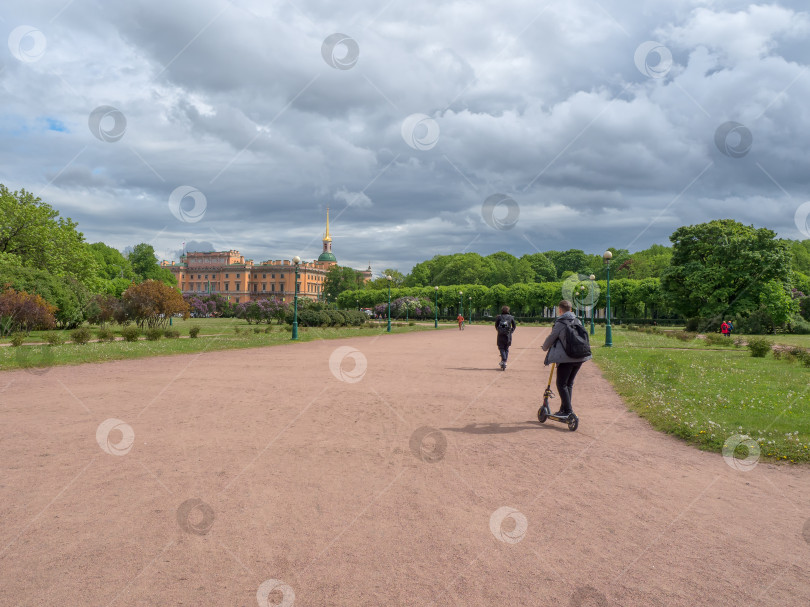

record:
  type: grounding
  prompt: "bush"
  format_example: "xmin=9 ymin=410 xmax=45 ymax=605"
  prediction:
xmin=44 ymin=332 xmax=64 ymax=346
xmin=703 ymin=333 xmax=727 ymax=346
xmin=685 ymin=317 xmax=700 ymax=332
xmin=789 ymin=318 xmax=810 ymax=334
xmin=673 ymin=331 xmax=697 ymax=342
xmin=10 ymin=332 xmax=26 ymax=346
xmin=253 ymin=327 xmax=263 ymax=334
xmin=145 ymin=328 xmax=163 ymax=341
xmin=746 ymin=337 xmax=772 ymax=358
xmin=188 ymin=326 xmax=201 ymax=338
xmin=164 ymin=329 xmax=180 ymax=339
xmin=120 ymin=326 xmax=141 ymax=342
xmin=71 ymin=327 xmax=92 ymax=345
xmin=234 ymin=327 xmax=243 ymax=335
xmin=264 ymin=326 xmax=272 ymax=334
xmin=96 ymin=328 xmax=116 ymax=342
xmin=0 ymin=288 xmax=57 ymax=332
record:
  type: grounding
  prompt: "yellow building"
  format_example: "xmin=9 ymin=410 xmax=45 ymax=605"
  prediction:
xmin=161 ymin=210 xmax=372 ymax=303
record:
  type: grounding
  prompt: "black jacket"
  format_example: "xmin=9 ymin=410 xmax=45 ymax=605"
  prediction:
xmin=495 ymin=314 xmax=516 ymax=346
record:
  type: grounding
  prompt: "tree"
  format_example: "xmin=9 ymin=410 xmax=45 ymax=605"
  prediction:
xmin=323 ymin=266 xmax=364 ymax=302
xmin=365 ymin=269 xmax=405 ymax=290
xmin=0 ymin=288 xmax=57 ymax=333
xmin=0 ymin=184 xmax=100 ymax=289
xmin=121 ymin=280 xmax=189 ymax=328
xmin=127 ymin=243 xmax=176 ymax=285
xmin=544 ymin=249 xmax=592 ymax=278
xmin=660 ymin=220 xmax=791 ymax=321
xmin=521 ymin=253 xmax=557 ymax=282
xmin=0 ymin=264 xmax=90 ymax=328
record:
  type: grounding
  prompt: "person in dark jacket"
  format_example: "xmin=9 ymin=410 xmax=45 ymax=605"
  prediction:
xmin=541 ymin=300 xmax=592 ymax=417
xmin=494 ymin=305 xmax=516 ymax=370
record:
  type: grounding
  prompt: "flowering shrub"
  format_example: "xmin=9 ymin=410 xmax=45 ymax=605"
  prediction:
xmin=0 ymin=288 xmax=56 ymax=333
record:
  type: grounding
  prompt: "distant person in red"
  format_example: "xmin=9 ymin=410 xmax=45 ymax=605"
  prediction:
xmin=457 ymin=314 xmax=464 ymax=330
xmin=721 ymin=321 xmax=730 ymax=337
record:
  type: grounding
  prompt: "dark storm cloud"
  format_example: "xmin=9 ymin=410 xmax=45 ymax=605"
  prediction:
xmin=2 ymin=0 xmax=810 ymax=274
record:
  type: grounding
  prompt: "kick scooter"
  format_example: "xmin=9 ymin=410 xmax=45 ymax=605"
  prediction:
xmin=537 ymin=363 xmax=579 ymax=431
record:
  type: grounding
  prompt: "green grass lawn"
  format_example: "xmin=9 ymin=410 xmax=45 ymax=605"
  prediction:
xmin=593 ymin=328 xmax=810 ymax=463
xmin=0 ymin=320 xmax=443 ymax=371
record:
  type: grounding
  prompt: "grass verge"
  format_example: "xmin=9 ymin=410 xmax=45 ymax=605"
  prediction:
xmin=1 ymin=323 xmax=442 ymax=371
xmin=593 ymin=328 xmax=810 ymax=463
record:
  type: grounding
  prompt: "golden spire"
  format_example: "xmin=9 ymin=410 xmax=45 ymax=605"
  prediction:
xmin=323 ymin=207 xmax=332 ymax=242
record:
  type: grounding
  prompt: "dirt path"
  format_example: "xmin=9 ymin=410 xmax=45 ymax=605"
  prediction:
xmin=1 ymin=326 xmax=808 ymax=606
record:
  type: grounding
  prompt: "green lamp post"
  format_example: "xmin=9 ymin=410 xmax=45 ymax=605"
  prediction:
xmin=579 ymin=285 xmax=586 ymax=322
xmin=291 ymin=256 xmax=301 ymax=340
xmin=434 ymin=286 xmax=439 ymax=329
xmin=603 ymin=251 xmax=613 ymax=347
xmin=468 ymin=296 xmax=472 ymax=325
xmin=589 ymin=274 xmax=596 ymax=336
xmin=386 ymin=275 xmax=392 ymax=333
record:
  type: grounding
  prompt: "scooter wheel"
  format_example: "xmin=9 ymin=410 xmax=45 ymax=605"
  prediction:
xmin=537 ymin=404 xmax=548 ymax=423
xmin=567 ymin=414 xmax=578 ymax=432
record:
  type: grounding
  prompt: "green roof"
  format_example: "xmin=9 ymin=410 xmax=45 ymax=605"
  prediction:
xmin=318 ymin=252 xmax=337 ymax=262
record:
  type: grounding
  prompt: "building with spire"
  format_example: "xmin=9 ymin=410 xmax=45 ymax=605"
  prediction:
xmin=161 ymin=210 xmax=371 ymax=303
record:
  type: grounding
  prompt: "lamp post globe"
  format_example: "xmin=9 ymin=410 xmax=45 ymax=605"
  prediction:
xmin=589 ymin=274 xmax=596 ymax=336
xmin=434 ymin=286 xmax=439 ymax=329
xmin=603 ymin=251 xmax=613 ymax=347
xmin=386 ymin=275 xmax=392 ymax=333
xmin=291 ymin=255 xmax=301 ymax=340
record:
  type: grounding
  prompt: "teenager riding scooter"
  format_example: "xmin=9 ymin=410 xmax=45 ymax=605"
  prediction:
xmin=539 ymin=300 xmax=592 ymax=428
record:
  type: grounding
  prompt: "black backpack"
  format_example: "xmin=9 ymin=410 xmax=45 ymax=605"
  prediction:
xmin=558 ymin=318 xmax=591 ymax=358
xmin=497 ymin=316 xmax=512 ymax=336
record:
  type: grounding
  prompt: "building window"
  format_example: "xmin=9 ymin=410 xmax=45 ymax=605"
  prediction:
xmin=235 ymin=298 xmax=239 ymax=303
xmin=271 ymin=284 xmax=275 ymax=292
xmin=262 ymin=283 xmax=266 ymax=291
xmin=225 ymin=273 xmax=229 ymax=278
xmin=204 ymin=275 xmax=208 ymax=280
xmin=271 ymin=274 xmax=275 ymax=278
xmin=263 ymin=273 xmax=266 ymax=278
xmin=236 ymin=273 xmax=240 ymax=278
xmin=254 ymin=284 xmax=257 ymax=292
xmin=212 ymin=274 xmax=216 ymax=279
xmin=225 ymin=284 xmax=229 ymax=291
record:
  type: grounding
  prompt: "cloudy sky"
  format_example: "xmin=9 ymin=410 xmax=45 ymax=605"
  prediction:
xmin=2 ymin=0 xmax=810 ymax=274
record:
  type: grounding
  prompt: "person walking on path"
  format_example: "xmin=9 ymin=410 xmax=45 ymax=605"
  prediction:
xmin=494 ymin=305 xmax=517 ymax=370
xmin=457 ymin=314 xmax=465 ymax=330
xmin=721 ymin=321 xmax=730 ymax=337
xmin=541 ymin=300 xmax=592 ymax=418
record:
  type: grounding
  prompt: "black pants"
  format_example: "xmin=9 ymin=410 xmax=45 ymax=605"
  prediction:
xmin=497 ymin=336 xmax=511 ymax=362
xmin=556 ymin=362 xmax=583 ymax=414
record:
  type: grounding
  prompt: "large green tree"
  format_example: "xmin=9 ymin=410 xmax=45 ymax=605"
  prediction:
xmin=323 ymin=265 xmax=365 ymax=302
xmin=520 ymin=253 xmax=557 ymax=282
xmin=127 ymin=243 xmax=176 ymax=285
xmin=660 ymin=220 xmax=791 ymax=320
xmin=0 ymin=184 xmax=100 ymax=289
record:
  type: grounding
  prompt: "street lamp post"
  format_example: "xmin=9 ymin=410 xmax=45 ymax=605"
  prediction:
xmin=589 ymin=274 xmax=596 ymax=336
xmin=292 ymin=256 xmax=301 ymax=340
xmin=468 ymin=296 xmax=472 ymax=325
xmin=434 ymin=286 xmax=438 ymax=329
xmin=386 ymin=275 xmax=392 ymax=333
xmin=603 ymin=251 xmax=613 ymax=347
xmin=458 ymin=291 xmax=463 ymax=317
xmin=579 ymin=285 xmax=586 ymax=323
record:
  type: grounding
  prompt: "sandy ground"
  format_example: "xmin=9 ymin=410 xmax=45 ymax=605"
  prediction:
xmin=1 ymin=325 xmax=808 ymax=606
